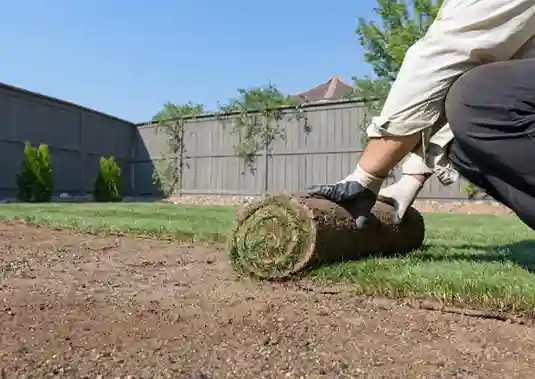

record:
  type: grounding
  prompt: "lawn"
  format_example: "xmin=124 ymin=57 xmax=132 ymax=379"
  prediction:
xmin=0 ymin=202 xmax=236 ymax=242
xmin=1 ymin=202 xmax=535 ymax=314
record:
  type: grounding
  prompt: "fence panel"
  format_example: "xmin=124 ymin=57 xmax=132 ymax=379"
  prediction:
xmin=267 ymin=102 xmax=364 ymax=193
xmin=131 ymin=100 xmax=471 ymax=200
xmin=0 ymin=83 xmax=135 ymax=197
xmin=181 ymin=117 xmax=264 ymax=195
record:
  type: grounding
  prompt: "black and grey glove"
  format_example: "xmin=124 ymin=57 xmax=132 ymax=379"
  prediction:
xmin=306 ymin=181 xmax=378 ymax=229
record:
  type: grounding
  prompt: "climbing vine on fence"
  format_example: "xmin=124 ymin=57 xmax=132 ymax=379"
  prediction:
xmin=151 ymin=102 xmax=203 ymax=197
xmin=152 ymin=84 xmax=310 ymax=192
xmin=216 ymin=83 xmax=307 ymax=174
xmin=346 ymin=77 xmax=389 ymax=148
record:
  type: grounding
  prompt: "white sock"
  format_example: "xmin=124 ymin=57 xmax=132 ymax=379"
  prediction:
xmin=378 ymin=175 xmax=423 ymax=219
xmin=337 ymin=165 xmax=385 ymax=195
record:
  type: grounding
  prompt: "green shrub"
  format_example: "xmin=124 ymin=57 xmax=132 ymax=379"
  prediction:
xmin=16 ymin=142 xmax=53 ymax=202
xmin=93 ymin=156 xmax=123 ymax=202
xmin=462 ymin=182 xmax=490 ymax=200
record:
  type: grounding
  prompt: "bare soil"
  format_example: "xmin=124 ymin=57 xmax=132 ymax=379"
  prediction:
xmin=1 ymin=222 xmax=535 ymax=379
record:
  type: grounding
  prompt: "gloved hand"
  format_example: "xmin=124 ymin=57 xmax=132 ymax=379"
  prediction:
xmin=306 ymin=165 xmax=384 ymax=229
xmin=307 ymin=181 xmax=377 ymax=229
xmin=377 ymin=174 xmax=424 ymax=224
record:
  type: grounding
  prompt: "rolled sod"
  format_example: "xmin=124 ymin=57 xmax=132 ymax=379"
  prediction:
xmin=228 ymin=193 xmax=425 ymax=280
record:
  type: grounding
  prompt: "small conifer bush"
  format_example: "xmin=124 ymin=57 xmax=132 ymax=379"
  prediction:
xmin=93 ymin=156 xmax=123 ymax=202
xmin=16 ymin=142 xmax=53 ymax=202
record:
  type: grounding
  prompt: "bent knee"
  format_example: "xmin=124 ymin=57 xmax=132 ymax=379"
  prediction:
xmin=445 ymin=64 xmax=494 ymax=137
xmin=445 ymin=60 xmax=525 ymax=138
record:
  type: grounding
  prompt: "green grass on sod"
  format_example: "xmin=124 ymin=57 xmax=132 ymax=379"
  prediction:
xmin=1 ymin=202 xmax=535 ymax=313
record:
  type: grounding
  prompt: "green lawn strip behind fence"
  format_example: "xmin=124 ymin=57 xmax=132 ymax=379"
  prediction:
xmin=1 ymin=203 xmax=534 ymax=314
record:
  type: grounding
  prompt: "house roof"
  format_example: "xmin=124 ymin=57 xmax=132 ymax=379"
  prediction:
xmin=296 ymin=75 xmax=354 ymax=102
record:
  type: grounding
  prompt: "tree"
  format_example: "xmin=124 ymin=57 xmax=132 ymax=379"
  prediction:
xmin=151 ymin=102 xmax=204 ymax=123
xmin=352 ymin=0 xmax=443 ymax=143
xmin=219 ymin=82 xmax=300 ymax=113
xmin=217 ymin=82 xmax=304 ymax=173
xmin=151 ymin=101 xmax=204 ymax=197
xmin=356 ymin=0 xmax=442 ymax=85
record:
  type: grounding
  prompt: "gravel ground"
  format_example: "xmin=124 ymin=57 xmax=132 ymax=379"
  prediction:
xmin=1 ymin=221 xmax=535 ymax=378
xmin=166 ymin=195 xmax=515 ymax=216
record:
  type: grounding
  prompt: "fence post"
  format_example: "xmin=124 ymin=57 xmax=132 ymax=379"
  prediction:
xmin=177 ymin=120 xmax=185 ymax=197
xmin=129 ymin=126 xmax=136 ymax=195
xmin=262 ymin=140 xmax=269 ymax=195
xmin=80 ymin=112 xmax=86 ymax=196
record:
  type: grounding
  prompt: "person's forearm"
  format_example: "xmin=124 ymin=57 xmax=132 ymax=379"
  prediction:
xmin=358 ymin=133 xmax=422 ymax=178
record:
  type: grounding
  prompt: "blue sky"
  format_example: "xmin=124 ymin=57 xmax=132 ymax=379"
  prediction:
xmin=1 ymin=1 xmax=377 ymax=123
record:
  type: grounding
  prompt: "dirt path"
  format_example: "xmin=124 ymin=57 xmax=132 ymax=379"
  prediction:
xmin=1 ymin=223 xmax=535 ymax=379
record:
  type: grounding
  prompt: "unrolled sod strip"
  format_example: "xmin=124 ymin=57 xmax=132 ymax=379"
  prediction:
xmin=228 ymin=193 xmax=425 ymax=280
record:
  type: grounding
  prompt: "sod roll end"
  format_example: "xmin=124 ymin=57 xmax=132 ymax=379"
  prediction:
xmin=228 ymin=193 xmax=425 ymax=280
